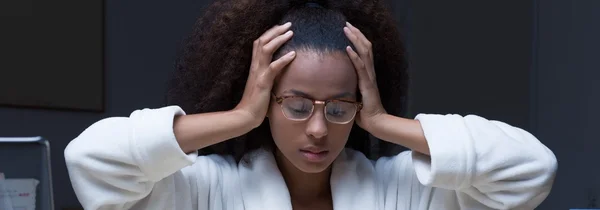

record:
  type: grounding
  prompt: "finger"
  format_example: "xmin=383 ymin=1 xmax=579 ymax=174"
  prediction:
xmin=347 ymin=46 xmax=380 ymax=101
xmin=346 ymin=46 xmax=370 ymax=85
xmin=266 ymin=51 xmax=296 ymax=80
xmin=263 ymin=30 xmax=293 ymax=54
xmin=256 ymin=22 xmax=292 ymax=47
xmin=343 ymin=26 xmax=359 ymax=49
xmin=346 ymin=22 xmax=371 ymax=47
xmin=344 ymin=26 xmax=369 ymax=57
xmin=346 ymin=45 xmax=376 ymax=81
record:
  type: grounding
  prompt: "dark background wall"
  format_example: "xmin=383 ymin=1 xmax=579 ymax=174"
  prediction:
xmin=0 ymin=0 xmax=212 ymax=208
xmin=408 ymin=0 xmax=532 ymax=129
xmin=0 ymin=0 xmax=598 ymax=209
xmin=408 ymin=0 xmax=600 ymax=209
xmin=533 ymin=0 xmax=600 ymax=209
xmin=0 ymin=0 xmax=104 ymax=111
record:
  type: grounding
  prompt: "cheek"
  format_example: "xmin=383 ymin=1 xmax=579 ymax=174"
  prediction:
xmin=268 ymin=103 xmax=297 ymax=145
xmin=268 ymin=102 xmax=286 ymax=123
xmin=329 ymin=122 xmax=354 ymax=144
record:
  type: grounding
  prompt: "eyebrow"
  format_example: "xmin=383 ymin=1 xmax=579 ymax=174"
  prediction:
xmin=283 ymin=89 xmax=355 ymax=99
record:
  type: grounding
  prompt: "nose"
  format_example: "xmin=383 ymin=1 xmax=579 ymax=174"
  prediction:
xmin=305 ymin=107 xmax=328 ymax=139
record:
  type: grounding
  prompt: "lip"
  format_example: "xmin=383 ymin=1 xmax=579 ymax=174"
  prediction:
xmin=300 ymin=146 xmax=327 ymax=153
xmin=299 ymin=147 xmax=329 ymax=162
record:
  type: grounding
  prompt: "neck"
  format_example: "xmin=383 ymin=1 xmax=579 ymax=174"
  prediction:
xmin=275 ymin=149 xmax=332 ymax=202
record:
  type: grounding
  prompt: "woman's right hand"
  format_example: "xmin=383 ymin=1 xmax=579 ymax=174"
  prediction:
xmin=173 ymin=23 xmax=295 ymax=153
xmin=234 ymin=22 xmax=296 ymax=128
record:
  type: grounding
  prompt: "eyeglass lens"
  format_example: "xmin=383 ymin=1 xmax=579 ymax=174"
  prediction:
xmin=281 ymin=97 xmax=357 ymax=123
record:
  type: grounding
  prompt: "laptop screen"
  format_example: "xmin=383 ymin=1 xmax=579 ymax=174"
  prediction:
xmin=0 ymin=137 xmax=54 ymax=210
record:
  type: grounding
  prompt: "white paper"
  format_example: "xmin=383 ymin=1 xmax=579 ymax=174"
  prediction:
xmin=0 ymin=177 xmax=38 ymax=210
xmin=0 ymin=173 xmax=15 ymax=210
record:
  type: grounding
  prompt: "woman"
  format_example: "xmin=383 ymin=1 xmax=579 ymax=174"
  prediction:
xmin=65 ymin=0 xmax=557 ymax=209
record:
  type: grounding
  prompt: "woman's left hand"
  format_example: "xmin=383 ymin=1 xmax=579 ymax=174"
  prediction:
xmin=344 ymin=22 xmax=387 ymax=132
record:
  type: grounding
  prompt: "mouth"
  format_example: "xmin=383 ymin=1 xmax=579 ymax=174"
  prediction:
xmin=299 ymin=148 xmax=329 ymax=162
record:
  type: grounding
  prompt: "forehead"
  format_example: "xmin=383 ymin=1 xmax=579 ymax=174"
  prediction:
xmin=275 ymin=51 xmax=357 ymax=99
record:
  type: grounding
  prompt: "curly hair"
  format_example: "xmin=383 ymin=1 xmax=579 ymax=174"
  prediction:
xmin=167 ymin=0 xmax=409 ymax=161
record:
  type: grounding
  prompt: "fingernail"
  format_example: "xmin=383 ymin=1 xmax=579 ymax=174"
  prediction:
xmin=285 ymin=22 xmax=292 ymax=26
xmin=346 ymin=22 xmax=353 ymax=27
xmin=289 ymin=51 xmax=296 ymax=56
xmin=285 ymin=30 xmax=293 ymax=35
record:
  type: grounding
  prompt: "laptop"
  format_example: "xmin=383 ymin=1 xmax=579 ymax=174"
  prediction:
xmin=0 ymin=136 xmax=54 ymax=210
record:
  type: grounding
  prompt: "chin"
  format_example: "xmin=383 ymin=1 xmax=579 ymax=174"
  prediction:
xmin=294 ymin=159 xmax=333 ymax=173
xmin=290 ymin=150 xmax=340 ymax=173
xmin=275 ymin=145 xmax=345 ymax=174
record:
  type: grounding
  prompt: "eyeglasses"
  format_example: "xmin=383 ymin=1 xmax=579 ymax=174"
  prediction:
xmin=272 ymin=94 xmax=363 ymax=124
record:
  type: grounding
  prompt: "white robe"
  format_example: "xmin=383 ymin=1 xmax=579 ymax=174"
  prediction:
xmin=64 ymin=106 xmax=557 ymax=210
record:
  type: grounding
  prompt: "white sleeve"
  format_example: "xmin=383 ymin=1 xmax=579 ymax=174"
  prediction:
xmin=411 ymin=114 xmax=557 ymax=209
xmin=64 ymin=106 xmax=201 ymax=210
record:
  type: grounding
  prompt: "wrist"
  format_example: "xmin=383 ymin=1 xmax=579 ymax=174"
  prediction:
xmin=366 ymin=114 xmax=430 ymax=155
xmin=363 ymin=113 xmax=390 ymax=137
xmin=231 ymin=109 xmax=263 ymax=129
